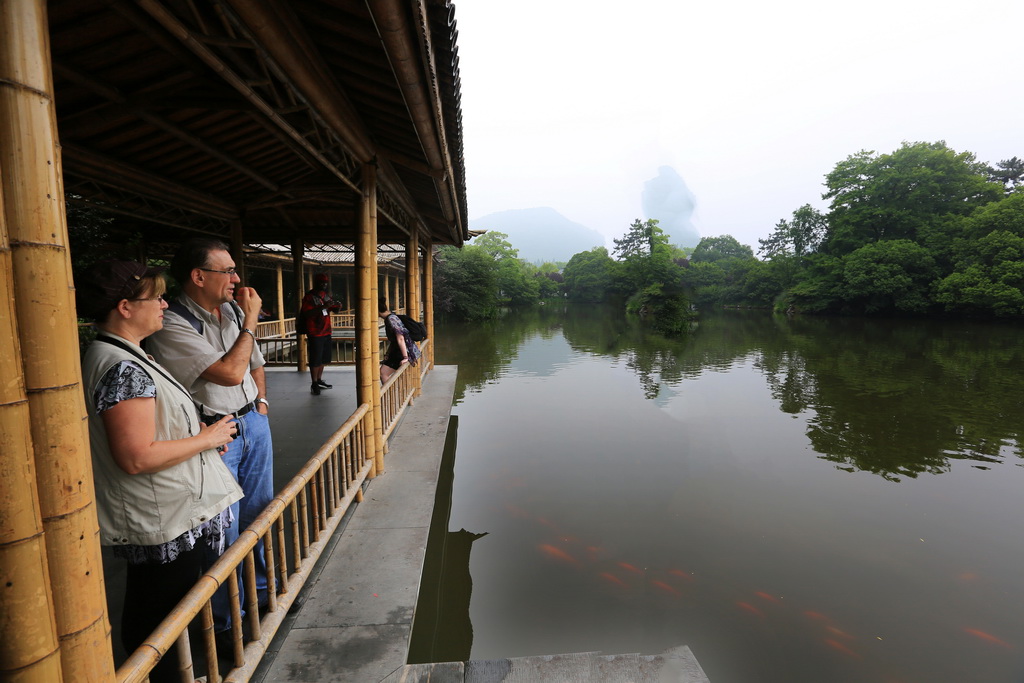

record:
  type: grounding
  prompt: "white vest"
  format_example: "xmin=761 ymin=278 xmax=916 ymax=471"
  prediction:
xmin=82 ymin=332 xmax=244 ymax=547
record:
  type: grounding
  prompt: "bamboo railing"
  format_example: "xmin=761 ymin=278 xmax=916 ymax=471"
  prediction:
xmin=255 ymin=318 xmax=292 ymax=339
xmin=116 ymin=404 xmax=374 ymax=683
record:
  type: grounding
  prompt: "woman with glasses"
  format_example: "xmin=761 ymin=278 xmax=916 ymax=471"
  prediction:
xmin=78 ymin=259 xmax=242 ymax=683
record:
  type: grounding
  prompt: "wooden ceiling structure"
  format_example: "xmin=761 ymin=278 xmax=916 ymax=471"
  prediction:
xmin=49 ymin=0 xmax=469 ymax=254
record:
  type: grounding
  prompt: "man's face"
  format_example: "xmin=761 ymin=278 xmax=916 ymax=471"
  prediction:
xmin=200 ymin=249 xmax=240 ymax=305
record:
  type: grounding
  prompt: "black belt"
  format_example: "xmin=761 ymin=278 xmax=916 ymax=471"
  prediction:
xmin=207 ymin=401 xmax=256 ymax=421
xmin=234 ymin=401 xmax=258 ymax=418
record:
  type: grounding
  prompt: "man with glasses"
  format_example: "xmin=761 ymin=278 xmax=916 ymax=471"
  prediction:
xmin=146 ymin=237 xmax=274 ymax=640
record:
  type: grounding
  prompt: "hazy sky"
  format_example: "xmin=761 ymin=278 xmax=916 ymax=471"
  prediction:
xmin=455 ymin=0 xmax=1024 ymax=251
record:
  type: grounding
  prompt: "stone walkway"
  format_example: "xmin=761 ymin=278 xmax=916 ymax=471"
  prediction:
xmin=254 ymin=365 xmax=458 ymax=682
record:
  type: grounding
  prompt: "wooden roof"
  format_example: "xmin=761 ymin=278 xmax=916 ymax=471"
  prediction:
xmin=49 ymin=0 xmax=468 ymax=252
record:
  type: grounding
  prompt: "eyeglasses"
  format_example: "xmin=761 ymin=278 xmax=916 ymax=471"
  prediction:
xmin=200 ymin=267 xmax=238 ymax=276
xmin=128 ymin=295 xmax=165 ymax=302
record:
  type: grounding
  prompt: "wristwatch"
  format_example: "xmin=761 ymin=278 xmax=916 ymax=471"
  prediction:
xmin=255 ymin=397 xmax=270 ymax=408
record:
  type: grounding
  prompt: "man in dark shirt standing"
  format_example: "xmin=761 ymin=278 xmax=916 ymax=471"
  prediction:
xmin=300 ymin=273 xmax=341 ymax=395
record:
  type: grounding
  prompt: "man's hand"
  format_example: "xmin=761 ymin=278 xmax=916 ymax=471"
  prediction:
xmin=235 ymin=286 xmax=263 ymax=321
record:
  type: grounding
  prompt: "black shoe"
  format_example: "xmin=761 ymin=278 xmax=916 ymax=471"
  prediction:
xmin=317 ymin=380 xmax=332 ymax=389
xmin=310 ymin=382 xmax=321 ymax=395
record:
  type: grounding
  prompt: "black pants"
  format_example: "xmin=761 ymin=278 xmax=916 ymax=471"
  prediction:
xmin=122 ymin=545 xmax=204 ymax=683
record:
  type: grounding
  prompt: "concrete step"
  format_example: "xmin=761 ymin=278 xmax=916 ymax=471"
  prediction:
xmin=383 ymin=646 xmax=709 ymax=682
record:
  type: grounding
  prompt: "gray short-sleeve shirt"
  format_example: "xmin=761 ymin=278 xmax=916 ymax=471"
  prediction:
xmin=146 ymin=294 xmax=265 ymax=416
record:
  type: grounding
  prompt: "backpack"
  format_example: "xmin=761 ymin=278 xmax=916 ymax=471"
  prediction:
xmin=397 ymin=314 xmax=427 ymax=342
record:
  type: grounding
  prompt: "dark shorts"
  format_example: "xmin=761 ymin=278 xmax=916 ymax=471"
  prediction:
xmin=382 ymin=347 xmax=403 ymax=370
xmin=306 ymin=334 xmax=332 ymax=367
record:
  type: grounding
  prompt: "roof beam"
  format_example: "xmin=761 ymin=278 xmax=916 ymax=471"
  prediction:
xmin=133 ymin=0 xmax=363 ymax=198
xmin=365 ymin=0 xmax=461 ymax=231
xmin=62 ymin=143 xmax=238 ymax=219
xmin=53 ymin=63 xmax=281 ymax=192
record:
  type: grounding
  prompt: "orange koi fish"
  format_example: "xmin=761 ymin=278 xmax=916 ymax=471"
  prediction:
xmin=537 ymin=544 xmax=577 ymax=565
xmin=826 ymin=625 xmax=854 ymax=641
xmin=668 ymin=569 xmax=693 ymax=581
xmin=736 ymin=601 xmax=764 ymax=618
xmin=650 ymin=580 xmax=681 ymax=597
xmin=598 ymin=572 xmax=627 ymax=588
xmin=617 ymin=562 xmax=644 ymax=575
xmin=964 ymin=628 xmax=1011 ymax=649
xmin=754 ymin=591 xmax=779 ymax=603
xmin=824 ymin=639 xmax=861 ymax=658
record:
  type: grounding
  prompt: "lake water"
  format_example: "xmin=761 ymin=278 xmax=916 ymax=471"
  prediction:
xmin=410 ymin=306 xmax=1024 ymax=682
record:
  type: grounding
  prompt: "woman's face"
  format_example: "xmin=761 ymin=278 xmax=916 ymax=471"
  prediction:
xmin=126 ymin=278 xmax=169 ymax=337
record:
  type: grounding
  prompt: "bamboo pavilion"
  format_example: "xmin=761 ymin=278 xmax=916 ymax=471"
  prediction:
xmin=0 ymin=0 xmax=468 ymax=680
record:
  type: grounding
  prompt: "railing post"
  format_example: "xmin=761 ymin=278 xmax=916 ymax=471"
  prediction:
xmin=276 ymin=263 xmax=286 ymax=337
xmin=424 ymin=237 xmax=435 ymax=370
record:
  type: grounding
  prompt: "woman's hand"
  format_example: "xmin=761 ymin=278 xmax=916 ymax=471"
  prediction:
xmin=199 ymin=414 xmax=237 ymax=451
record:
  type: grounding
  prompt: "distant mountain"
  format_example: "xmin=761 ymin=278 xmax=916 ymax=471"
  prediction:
xmin=468 ymin=207 xmax=606 ymax=264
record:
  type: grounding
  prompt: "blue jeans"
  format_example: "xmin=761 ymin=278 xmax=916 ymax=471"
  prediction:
xmin=206 ymin=409 xmax=274 ymax=632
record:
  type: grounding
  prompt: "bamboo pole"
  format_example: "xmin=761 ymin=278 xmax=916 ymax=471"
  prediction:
xmin=424 ymin=238 xmax=435 ymax=369
xmin=276 ymin=263 xmax=285 ymax=337
xmin=292 ymin=234 xmax=308 ymax=372
xmin=0 ymin=138 xmax=63 ymax=683
xmin=355 ymin=163 xmax=384 ymax=476
xmin=0 ymin=1 xmax=114 ymax=679
xmin=406 ymin=231 xmax=420 ymax=320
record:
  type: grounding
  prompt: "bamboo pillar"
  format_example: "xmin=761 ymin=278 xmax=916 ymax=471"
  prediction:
xmin=406 ymin=232 xmax=421 ymax=395
xmin=275 ymin=264 xmax=285 ymax=337
xmin=230 ymin=219 xmax=247 ymax=284
xmin=355 ymin=163 xmax=383 ymax=476
xmin=390 ymin=276 xmax=399 ymax=314
xmin=291 ymin=235 xmax=307 ymax=372
xmin=424 ymin=238 xmax=435 ymax=369
xmin=345 ymin=273 xmax=352 ymax=310
xmin=0 ymin=134 xmax=63 ymax=683
xmin=0 ymin=2 xmax=114 ymax=679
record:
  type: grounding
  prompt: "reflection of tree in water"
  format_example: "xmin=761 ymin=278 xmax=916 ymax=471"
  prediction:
xmin=434 ymin=306 xmax=567 ymax=402
xmin=756 ymin=316 xmax=1024 ymax=480
xmin=438 ymin=305 xmax=1023 ymax=481
xmin=560 ymin=305 xmax=695 ymax=399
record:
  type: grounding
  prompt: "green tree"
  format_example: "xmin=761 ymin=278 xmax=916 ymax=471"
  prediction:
xmin=933 ymin=192 xmax=1024 ymax=317
xmin=563 ymin=247 xmax=614 ymax=302
xmin=472 ymin=231 xmax=519 ymax=260
xmin=691 ymin=234 xmax=755 ymax=262
xmin=612 ymin=219 xmax=678 ymax=291
xmin=788 ymin=254 xmax=846 ymax=313
xmin=433 ymin=245 xmax=499 ymax=319
xmin=822 ymin=141 xmax=1001 ymax=255
xmin=988 ymin=156 xmax=1024 ymax=194
xmin=841 ymin=240 xmax=939 ymax=314
xmin=758 ymin=204 xmax=827 ymax=258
